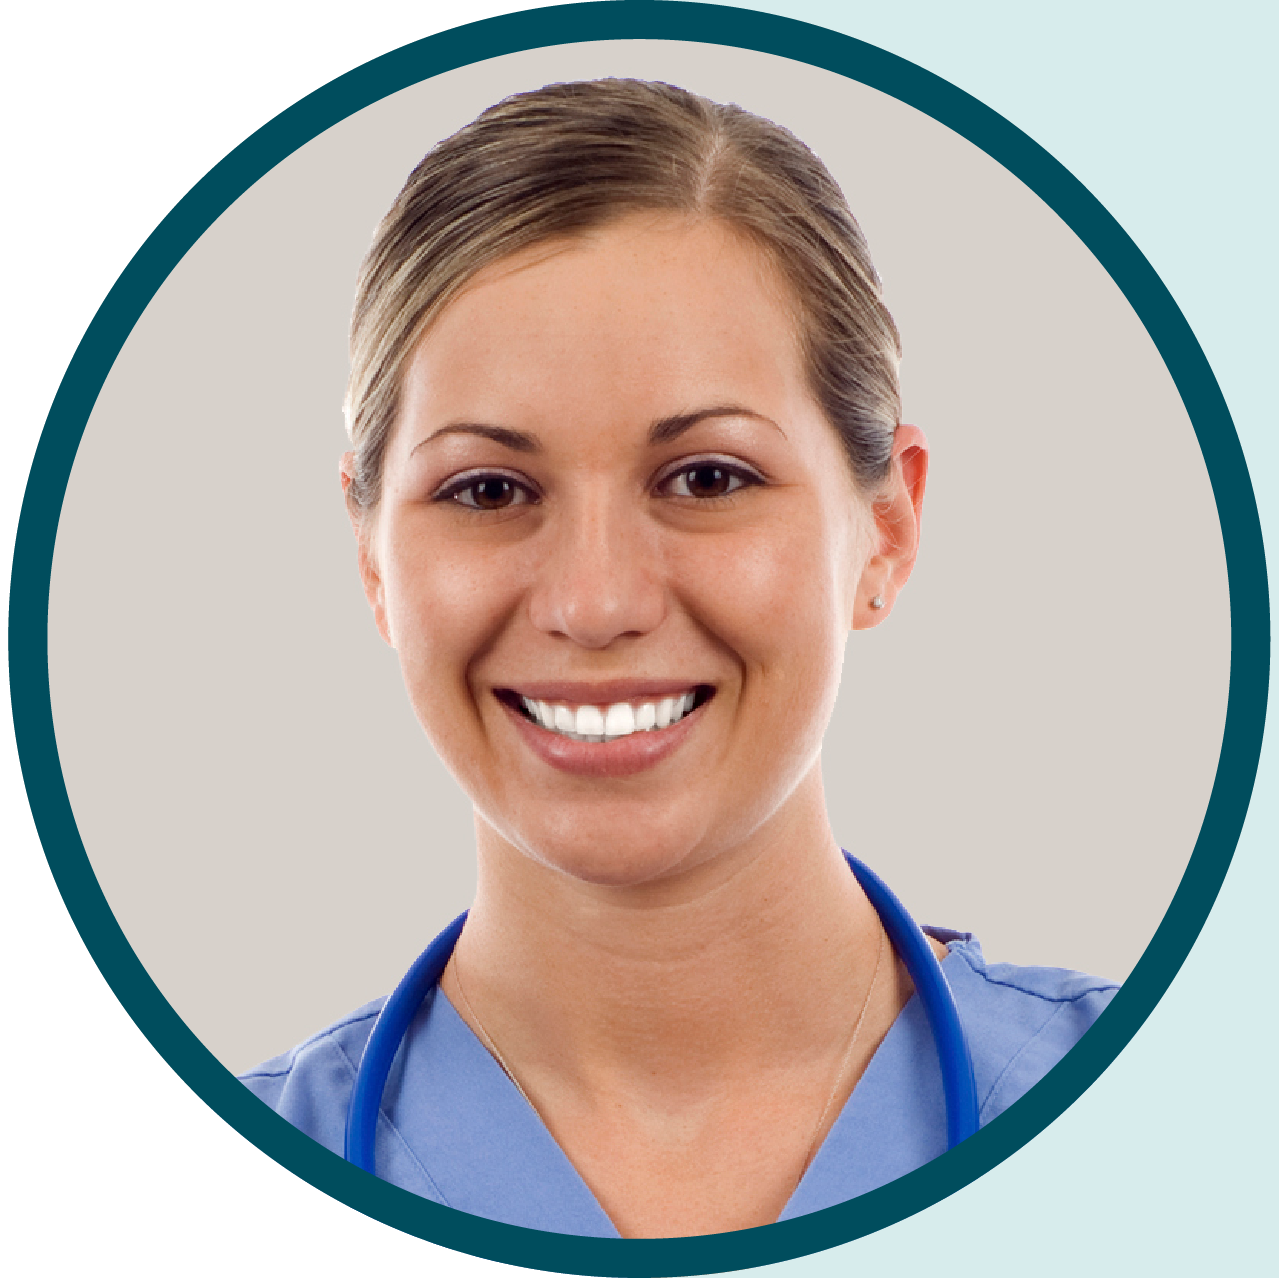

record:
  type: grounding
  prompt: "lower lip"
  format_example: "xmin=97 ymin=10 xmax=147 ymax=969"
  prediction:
xmin=501 ymin=697 xmax=706 ymax=778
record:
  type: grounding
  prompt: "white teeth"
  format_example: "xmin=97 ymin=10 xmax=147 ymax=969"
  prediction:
xmin=520 ymin=691 xmax=702 ymax=741
xmin=603 ymin=702 xmax=636 ymax=738
xmin=576 ymin=705 xmax=605 ymax=737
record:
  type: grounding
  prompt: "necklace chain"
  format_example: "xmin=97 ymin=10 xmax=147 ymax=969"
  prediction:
xmin=450 ymin=923 xmax=889 ymax=1182
xmin=797 ymin=923 xmax=887 ymax=1179
xmin=450 ymin=952 xmax=539 ymax=1113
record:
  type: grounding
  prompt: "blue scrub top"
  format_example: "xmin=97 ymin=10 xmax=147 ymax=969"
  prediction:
xmin=241 ymin=931 xmax=1117 ymax=1235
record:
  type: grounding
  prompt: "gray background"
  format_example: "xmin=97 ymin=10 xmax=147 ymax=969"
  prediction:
xmin=47 ymin=40 xmax=1229 ymax=1075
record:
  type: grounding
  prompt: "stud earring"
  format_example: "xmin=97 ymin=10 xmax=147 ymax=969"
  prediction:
xmin=869 ymin=595 xmax=885 ymax=610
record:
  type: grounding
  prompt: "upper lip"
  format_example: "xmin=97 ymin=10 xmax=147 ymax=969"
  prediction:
xmin=497 ymin=679 xmax=711 ymax=705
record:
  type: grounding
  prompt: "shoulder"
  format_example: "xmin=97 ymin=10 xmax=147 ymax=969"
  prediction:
xmin=238 ymin=996 xmax=387 ymax=1154
xmin=937 ymin=934 xmax=1120 ymax=1124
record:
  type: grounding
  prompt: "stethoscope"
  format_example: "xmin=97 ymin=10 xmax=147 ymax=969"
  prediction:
xmin=345 ymin=851 xmax=980 ymax=1175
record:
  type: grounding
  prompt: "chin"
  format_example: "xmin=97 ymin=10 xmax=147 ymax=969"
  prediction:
xmin=494 ymin=803 xmax=719 ymax=890
xmin=532 ymin=831 xmax=700 ymax=889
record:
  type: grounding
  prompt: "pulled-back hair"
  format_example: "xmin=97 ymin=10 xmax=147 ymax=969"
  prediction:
xmin=344 ymin=79 xmax=901 ymax=511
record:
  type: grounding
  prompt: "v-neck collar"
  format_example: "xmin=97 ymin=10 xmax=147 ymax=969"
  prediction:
xmin=380 ymin=952 xmax=959 ymax=1236
xmin=385 ymin=987 xmax=620 ymax=1235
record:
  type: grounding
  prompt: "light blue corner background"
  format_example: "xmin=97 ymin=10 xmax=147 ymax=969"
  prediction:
xmin=10 ymin=3 xmax=1269 ymax=1273
xmin=706 ymin=0 xmax=1275 ymax=1273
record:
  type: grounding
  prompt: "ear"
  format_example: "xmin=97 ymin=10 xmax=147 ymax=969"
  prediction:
xmin=852 ymin=424 xmax=929 ymax=630
xmin=340 ymin=451 xmax=394 ymax=647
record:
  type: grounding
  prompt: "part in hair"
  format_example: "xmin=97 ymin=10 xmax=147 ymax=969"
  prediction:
xmin=344 ymin=79 xmax=902 ymax=512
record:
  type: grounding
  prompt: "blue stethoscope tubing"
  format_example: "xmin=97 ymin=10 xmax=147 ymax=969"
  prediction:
xmin=844 ymin=852 xmax=980 ymax=1149
xmin=345 ymin=851 xmax=980 ymax=1174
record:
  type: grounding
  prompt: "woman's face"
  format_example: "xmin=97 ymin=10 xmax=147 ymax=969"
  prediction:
xmin=356 ymin=213 xmax=911 ymax=889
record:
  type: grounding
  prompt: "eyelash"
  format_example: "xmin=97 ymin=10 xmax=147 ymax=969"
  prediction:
xmin=653 ymin=458 xmax=764 ymax=502
xmin=433 ymin=470 xmax=538 ymax=511
xmin=433 ymin=458 xmax=765 ymax=512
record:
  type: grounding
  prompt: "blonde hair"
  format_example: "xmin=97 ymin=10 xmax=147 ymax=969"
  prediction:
xmin=344 ymin=79 xmax=902 ymax=512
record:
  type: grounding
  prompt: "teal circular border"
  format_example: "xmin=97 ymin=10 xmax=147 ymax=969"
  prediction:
xmin=9 ymin=3 xmax=1270 ymax=1273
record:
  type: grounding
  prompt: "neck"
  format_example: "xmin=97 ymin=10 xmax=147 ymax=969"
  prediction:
xmin=442 ymin=771 xmax=885 ymax=1104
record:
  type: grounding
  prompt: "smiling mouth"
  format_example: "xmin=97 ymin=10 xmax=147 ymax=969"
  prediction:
xmin=499 ymin=687 xmax=714 ymax=742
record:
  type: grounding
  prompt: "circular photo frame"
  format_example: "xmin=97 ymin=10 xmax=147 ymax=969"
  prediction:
xmin=10 ymin=4 xmax=1268 ymax=1274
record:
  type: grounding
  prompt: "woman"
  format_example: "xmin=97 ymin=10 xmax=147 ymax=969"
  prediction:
xmin=241 ymin=79 xmax=1116 ymax=1239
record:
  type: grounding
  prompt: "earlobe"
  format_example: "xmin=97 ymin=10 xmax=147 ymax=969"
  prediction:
xmin=851 ymin=424 xmax=929 ymax=631
xmin=341 ymin=452 xmax=394 ymax=648
xmin=357 ymin=542 xmax=393 ymax=648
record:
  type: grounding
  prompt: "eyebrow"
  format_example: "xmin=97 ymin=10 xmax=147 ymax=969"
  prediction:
xmin=648 ymin=405 xmax=785 ymax=444
xmin=412 ymin=423 xmax=539 ymax=455
xmin=410 ymin=405 xmax=782 ymax=456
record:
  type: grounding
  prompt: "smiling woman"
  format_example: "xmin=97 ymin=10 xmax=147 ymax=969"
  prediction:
xmin=239 ymin=80 xmax=1116 ymax=1239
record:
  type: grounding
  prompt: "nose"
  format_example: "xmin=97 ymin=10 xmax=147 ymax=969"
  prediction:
xmin=526 ymin=492 xmax=667 ymax=649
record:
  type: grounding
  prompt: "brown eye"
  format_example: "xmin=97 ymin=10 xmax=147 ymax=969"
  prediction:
xmin=443 ymin=474 xmax=534 ymax=510
xmin=662 ymin=462 xmax=756 ymax=500
xmin=469 ymin=478 xmax=516 ymax=508
xmin=688 ymin=465 xmax=731 ymax=497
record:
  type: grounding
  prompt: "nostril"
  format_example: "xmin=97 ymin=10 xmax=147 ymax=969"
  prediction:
xmin=525 ymin=518 xmax=668 ymax=647
xmin=529 ymin=581 xmax=666 ymax=647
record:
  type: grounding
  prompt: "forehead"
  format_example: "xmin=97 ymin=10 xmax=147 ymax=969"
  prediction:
xmin=398 ymin=213 xmax=814 ymax=437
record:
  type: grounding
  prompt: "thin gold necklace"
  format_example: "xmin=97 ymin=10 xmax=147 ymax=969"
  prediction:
xmin=797 ymin=924 xmax=888 ymax=1178
xmin=450 ymin=953 xmax=539 ymax=1112
xmin=450 ymin=924 xmax=889 ymax=1177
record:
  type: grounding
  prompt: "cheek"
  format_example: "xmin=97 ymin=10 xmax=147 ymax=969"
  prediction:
xmin=377 ymin=529 xmax=520 ymax=710
xmin=670 ymin=514 xmax=852 ymax=699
